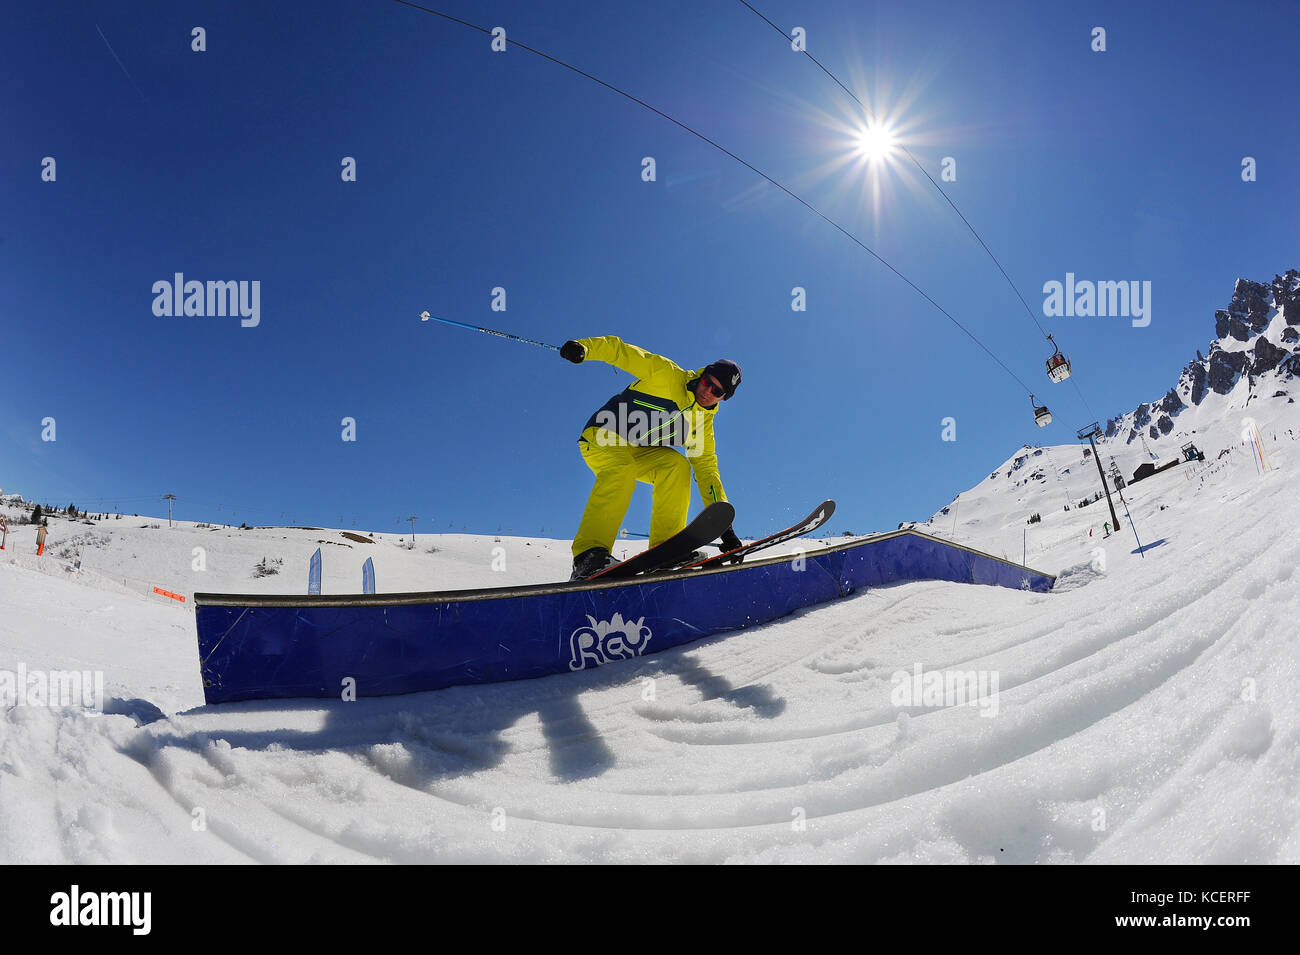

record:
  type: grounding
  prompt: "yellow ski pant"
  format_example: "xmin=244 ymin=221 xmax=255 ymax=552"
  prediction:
xmin=573 ymin=436 xmax=692 ymax=557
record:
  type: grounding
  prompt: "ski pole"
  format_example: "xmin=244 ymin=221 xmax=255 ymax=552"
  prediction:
xmin=419 ymin=311 xmax=558 ymax=352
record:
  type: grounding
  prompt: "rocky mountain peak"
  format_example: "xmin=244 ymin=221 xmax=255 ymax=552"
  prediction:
xmin=1104 ymin=269 xmax=1299 ymax=447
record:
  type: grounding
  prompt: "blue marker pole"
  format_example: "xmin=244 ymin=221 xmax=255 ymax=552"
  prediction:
xmin=1120 ymin=498 xmax=1145 ymax=558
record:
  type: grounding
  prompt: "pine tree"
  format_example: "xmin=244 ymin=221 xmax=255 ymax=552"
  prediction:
xmin=32 ymin=504 xmax=43 ymax=523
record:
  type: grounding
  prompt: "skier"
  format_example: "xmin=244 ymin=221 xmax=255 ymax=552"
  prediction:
xmin=36 ymin=521 xmax=48 ymax=556
xmin=561 ymin=336 xmax=743 ymax=579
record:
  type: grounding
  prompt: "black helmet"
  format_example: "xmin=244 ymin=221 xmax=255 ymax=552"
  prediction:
xmin=701 ymin=359 xmax=742 ymax=399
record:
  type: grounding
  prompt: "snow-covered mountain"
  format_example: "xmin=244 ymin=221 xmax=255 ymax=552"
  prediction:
xmin=919 ymin=271 xmax=1300 ymax=558
xmin=1105 ymin=270 xmax=1300 ymax=448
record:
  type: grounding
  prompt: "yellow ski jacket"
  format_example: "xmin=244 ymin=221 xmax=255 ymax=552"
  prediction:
xmin=576 ymin=336 xmax=728 ymax=505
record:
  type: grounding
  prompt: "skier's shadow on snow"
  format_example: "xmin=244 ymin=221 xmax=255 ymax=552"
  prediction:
xmin=668 ymin=653 xmax=786 ymax=718
xmin=162 ymin=644 xmax=783 ymax=786
xmin=165 ymin=685 xmax=616 ymax=785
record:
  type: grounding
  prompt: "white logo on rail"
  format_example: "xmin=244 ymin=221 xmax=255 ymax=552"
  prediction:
xmin=568 ymin=613 xmax=653 ymax=671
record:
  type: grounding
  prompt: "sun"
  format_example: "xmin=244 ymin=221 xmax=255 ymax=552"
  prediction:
xmin=749 ymin=59 xmax=945 ymax=242
xmin=854 ymin=121 xmax=898 ymax=163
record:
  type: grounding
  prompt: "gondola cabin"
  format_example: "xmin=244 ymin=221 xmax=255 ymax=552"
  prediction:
xmin=1045 ymin=335 xmax=1071 ymax=383
xmin=1031 ymin=395 xmax=1052 ymax=427
xmin=1046 ymin=351 xmax=1071 ymax=382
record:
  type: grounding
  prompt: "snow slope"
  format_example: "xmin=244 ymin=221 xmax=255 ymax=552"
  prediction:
xmin=2 ymin=397 xmax=1298 ymax=863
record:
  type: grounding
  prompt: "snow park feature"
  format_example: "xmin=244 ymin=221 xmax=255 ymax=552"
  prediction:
xmin=193 ymin=526 xmax=1054 ymax=704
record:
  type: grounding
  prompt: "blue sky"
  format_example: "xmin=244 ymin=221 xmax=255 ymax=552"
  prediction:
xmin=3 ymin=0 xmax=1297 ymax=540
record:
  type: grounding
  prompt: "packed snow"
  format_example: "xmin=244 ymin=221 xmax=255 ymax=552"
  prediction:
xmin=2 ymin=389 xmax=1298 ymax=863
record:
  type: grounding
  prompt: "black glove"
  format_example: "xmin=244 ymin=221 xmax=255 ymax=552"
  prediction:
xmin=560 ymin=340 xmax=586 ymax=363
xmin=718 ymin=527 xmax=743 ymax=563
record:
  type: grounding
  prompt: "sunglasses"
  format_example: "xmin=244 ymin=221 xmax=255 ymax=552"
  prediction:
xmin=699 ymin=375 xmax=725 ymax=397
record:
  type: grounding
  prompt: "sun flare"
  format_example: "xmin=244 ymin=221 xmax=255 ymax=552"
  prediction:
xmin=855 ymin=122 xmax=898 ymax=162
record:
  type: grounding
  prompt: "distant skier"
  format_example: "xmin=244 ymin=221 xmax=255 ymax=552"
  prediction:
xmin=561 ymin=336 xmax=743 ymax=579
xmin=36 ymin=521 xmax=48 ymax=556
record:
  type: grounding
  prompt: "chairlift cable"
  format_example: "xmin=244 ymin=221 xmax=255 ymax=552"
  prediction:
xmin=389 ymin=0 xmax=1035 ymax=394
xmin=735 ymin=0 xmax=1124 ymax=422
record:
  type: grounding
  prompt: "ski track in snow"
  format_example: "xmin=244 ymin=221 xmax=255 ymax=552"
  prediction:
xmin=2 ymin=404 xmax=1299 ymax=863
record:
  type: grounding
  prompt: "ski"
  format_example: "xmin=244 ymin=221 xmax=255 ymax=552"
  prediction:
xmin=682 ymin=499 xmax=835 ymax=569
xmin=586 ymin=502 xmax=735 ymax=581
